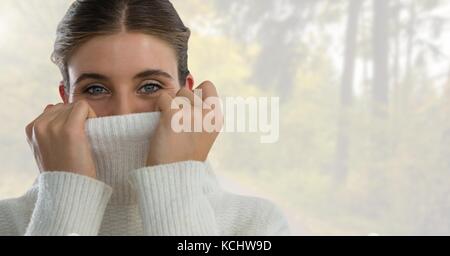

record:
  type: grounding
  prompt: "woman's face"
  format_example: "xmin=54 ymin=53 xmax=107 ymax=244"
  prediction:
xmin=62 ymin=32 xmax=192 ymax=117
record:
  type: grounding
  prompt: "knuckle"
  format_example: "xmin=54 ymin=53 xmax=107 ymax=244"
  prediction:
xmin=51 ymin=103 xmax=64 ymax=110
xmin=43 ymin=104 xmax=53 ymax=112
xmin=204 ymin=81 xmax=216 ymax=90
xmin=203 ymin=80 xmax=214 ymax=86
xmin=73 ymin=100 xmax=87 ymax=109
xmin=33 ymin=120 xmax=47 ymax=135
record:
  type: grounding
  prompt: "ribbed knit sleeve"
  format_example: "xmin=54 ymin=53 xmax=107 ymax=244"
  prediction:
xmin=130 ymin=161 xmax=219 ymax=236
xmin=25 ymin=172 xmax=112 ymax=236
xmin=257 ymin=202 xmax=291 ymax=235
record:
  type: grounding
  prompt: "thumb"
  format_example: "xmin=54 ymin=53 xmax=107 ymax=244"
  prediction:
xmin=87 ymin=104 xmax=97 ymax=119
xmin=156 ymin=92 xmax=174 ymax=113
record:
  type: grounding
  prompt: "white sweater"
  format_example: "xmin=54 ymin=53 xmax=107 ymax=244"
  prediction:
xmin=0 ymin=112 xmax=290 ymax=236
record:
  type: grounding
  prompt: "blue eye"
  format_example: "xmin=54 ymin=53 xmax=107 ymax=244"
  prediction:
xmin=138 ymin=82 xmax=162 ymax=94
xmin=84 ymin=85 xmax=109 ymax=96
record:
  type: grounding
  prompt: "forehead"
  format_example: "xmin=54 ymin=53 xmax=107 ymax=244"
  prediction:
xmin=67 ymin=32 xmax=178 ymax=82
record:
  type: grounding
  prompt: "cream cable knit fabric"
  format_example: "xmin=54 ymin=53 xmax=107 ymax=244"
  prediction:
xmin=0 ymin=112 xmax=290 ymax=236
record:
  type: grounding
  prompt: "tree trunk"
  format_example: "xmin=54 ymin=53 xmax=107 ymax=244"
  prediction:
xmin=404 ymin=1 xmax=416 ymax=111
xmin=366 ymin=0 xmax=391 ymax=214
xmin=372 ymin=0 xmax=390 ymax=117
xmin=392 ymin=2 xmax=400 ymax=107
xmin=335 ymin=0 xmax=363 ymax=183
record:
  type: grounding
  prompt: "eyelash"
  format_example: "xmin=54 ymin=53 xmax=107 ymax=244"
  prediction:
xmin=137 ymin=82 xmax=162 ymax=94
xmin=83 ymin=81 xmax=163 ymax=96
xmin=83 ymin=85 xmax=109 ymax=96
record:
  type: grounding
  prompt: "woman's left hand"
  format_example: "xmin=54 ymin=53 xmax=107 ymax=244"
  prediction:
xmin=146 ymin=81 xmax=223 ymax=166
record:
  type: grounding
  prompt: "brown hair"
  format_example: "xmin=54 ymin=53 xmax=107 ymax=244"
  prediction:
xmin=51 ymin=0 xmax=191 ymax=92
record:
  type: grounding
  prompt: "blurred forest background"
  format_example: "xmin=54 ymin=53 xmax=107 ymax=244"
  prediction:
xmin=1 ymin=0 xmax=450 ymax=235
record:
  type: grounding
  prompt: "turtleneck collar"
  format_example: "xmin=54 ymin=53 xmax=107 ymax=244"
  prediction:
xmin=83 ymin=112 xmax=158 ymax=205
xmin=83 ymin=112 xmax=220 ymax=205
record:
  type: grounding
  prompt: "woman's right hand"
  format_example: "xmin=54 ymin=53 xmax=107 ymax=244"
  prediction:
xmin=25 ymin=100 xmax=98 ymax=179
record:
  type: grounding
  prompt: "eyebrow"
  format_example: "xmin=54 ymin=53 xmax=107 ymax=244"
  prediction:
xmin=74 ymin=69 xmax=174 ymax=85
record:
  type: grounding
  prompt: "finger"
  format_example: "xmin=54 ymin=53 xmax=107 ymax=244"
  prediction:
xmin=43 ymin=103 xmax=65 ymax=114
xmin=49 ymin=104 xmax=75 ymax=129
xmin=86 ymin=104 xmax=97 ymax=119
xmin=40 ymin=103 xmax=67 ymax=123
xmin=65 ymin=100 xmax=96 ymax=129
xmin=156 ymin=92 xmax=174 ymax=113
xmin=42 ymin=103 xmax=73 ymax=130
xmin=44 ymin=104 xmax=54 ymax=111
xmin=196 ymin=81 xmax=222 ymax=116
xmin=26 ymin=103 xmax=66 ymax=140
xmin=195 ymin=81 xmax=218 ymax=101
xmin=176 ymin=87 xmax=203 ymax=108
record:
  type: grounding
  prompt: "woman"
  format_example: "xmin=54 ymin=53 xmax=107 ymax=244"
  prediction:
xmin=0 ymin=0 xmax=290 ymax=236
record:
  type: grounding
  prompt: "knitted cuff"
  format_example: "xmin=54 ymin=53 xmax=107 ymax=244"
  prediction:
xmin=25 ymin=172 xmax=112 ymax=236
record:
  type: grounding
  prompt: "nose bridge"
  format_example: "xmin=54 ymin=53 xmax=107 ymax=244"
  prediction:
xmin=113 ymin=91 xmax=135 ymax=116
